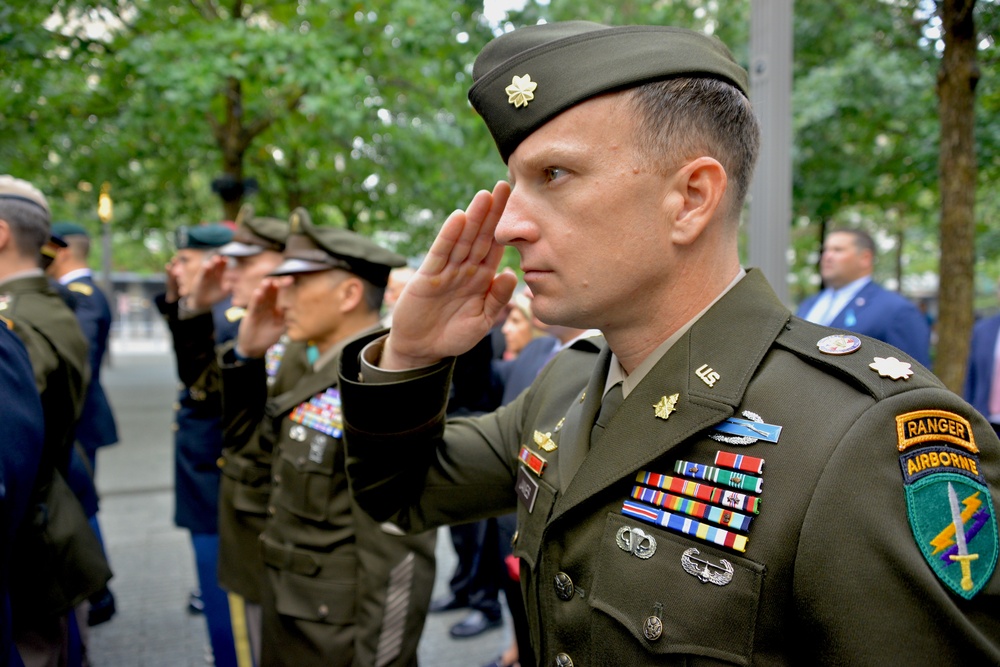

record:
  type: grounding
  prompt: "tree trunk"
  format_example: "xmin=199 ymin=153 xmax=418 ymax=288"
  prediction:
xmin=935 ymin=0 xmax=978 ymax=392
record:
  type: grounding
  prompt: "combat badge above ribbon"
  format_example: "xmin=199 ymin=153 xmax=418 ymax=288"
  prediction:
xmin=897 ymin=409 xmax=997 ymax=599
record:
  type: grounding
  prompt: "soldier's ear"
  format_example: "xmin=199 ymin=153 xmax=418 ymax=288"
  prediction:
xmin=0 ymin=219 xmax=11 ymax=252
xmin=336 ymin=275 xmax=365 ymax=313
xmin=666 ymin=156 xmax=727 ymax=246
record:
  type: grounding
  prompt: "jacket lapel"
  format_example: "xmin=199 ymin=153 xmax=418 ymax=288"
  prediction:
xmin=551 ymin=269 xmax=791 ymax=522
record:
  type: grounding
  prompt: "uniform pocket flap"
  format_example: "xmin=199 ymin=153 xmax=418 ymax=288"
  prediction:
xmin=589 ymin=512 xmax=763 ymax=665
xmin=272 ymin=561 xmax=357 ymax=625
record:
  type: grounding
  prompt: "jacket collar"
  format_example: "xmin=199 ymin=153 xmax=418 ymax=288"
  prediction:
xmin=552 ymin=268 xmax=791 ymax=521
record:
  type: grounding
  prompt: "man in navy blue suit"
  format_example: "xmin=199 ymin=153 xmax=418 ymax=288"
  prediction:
xmin=46 ymin=222 xmax=120 ymax=627
xmin=964 ymin=279 xmax=1000 ymax=437
xmin=796 ymin=228 xmax=931 ymax=367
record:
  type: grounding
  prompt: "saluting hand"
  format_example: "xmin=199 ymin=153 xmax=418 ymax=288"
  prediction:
xmin=382 ymin=181 xmax=517 ymax=370
xmin=237 ymin=277 xmax=288 ymax=359
xmin=185 ymin=254 xmax=231 ymax=311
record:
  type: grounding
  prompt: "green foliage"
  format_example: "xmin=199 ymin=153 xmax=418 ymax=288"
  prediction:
xmin=1 ymin=0 xmax=998 ymax=294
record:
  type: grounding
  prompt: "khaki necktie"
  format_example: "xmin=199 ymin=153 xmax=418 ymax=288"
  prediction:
xmin=589 ymin=382 xmax=624 ymax=448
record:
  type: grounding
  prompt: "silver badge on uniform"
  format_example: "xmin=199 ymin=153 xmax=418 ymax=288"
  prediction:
xmin=616 ymin=525 xmax=657 ymax=559
xmin=681 ymin=547 xmax=733 ymax=586
xmin=289 ymin=425 xmax=307 ymax=442
xmin=309 ymin=435 xmax=327 ymax=463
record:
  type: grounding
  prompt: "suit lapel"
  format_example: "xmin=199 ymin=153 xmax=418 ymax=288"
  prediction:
xmin=551 ymin=269 xmax=791 ymax=522
xmin=554 ymin=346 xmax=612 ymax=493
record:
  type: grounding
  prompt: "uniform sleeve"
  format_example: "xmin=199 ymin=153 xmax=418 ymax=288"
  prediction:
xmin=219 ymin=342 xmax=270 ymax=457
xmin=794 ymin=386 xmax=1000 ymax=664
xmin=69 ymin=289 xmax=103 ymax=377
xmin=341 ymin=333 xmax=524 ymax=533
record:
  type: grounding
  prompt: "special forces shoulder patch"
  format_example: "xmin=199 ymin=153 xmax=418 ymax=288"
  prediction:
xmin=897 ymin=409 xmax=997 ymax=599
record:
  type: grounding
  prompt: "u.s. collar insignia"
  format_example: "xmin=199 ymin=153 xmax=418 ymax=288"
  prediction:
xmin=710 ymin=410 xmax=781 ymax=445
xmin=505 ymin=74 xmax=538 ymax=108
xmin=870 ymin=356 xmax=913 ymax=380
xmin=817 ymin=334 xmax=862 ymax=355
xmin=681 ymin=547 xmax=733 ymax=585
xmin=654 ymin=394 xmax=679 ymax=420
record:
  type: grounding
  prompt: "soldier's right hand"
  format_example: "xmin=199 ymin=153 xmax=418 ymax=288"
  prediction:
xmin=186 ymin=254 xmax=231 ymax=312
xmin=236 ymin=277 xmax=287 ymax=359
xmin=165 ymin=258 xmax=180 ymax=303
xmin=381 ymin=182 xmax=517 ymax=370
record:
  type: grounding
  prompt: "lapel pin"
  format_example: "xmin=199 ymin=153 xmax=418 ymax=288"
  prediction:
xmin=817 ymin=334 xmax=862 ymax=355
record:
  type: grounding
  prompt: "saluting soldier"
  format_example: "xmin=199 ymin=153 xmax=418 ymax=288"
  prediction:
xmin=155 ymin=222 xmax=240 ymax=667
xmin=337 ymin=22 xmax=1000 ymax=665
xmin=182 ymin=205 xmax=304 ymax=666
xmin=230 ymin=209 xmax=435 ymax=667
xmin=0 ymin=175 xmax=109 ymax=665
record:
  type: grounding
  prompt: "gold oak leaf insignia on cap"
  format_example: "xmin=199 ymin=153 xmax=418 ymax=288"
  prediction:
xmin=505 ymin=74 xmax=538 ymax=108
xmin=870 ymin=356 xmax=913 ymax=381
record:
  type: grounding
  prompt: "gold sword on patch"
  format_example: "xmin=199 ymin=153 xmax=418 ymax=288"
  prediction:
xmin=947 ymin=482 xmax=979 ymax=591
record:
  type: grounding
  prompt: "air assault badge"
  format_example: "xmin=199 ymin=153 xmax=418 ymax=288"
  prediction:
xmin=897 ymin=409 xmax=997 ymax=599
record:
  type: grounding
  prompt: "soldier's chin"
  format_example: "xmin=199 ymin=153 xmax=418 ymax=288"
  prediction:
xmin=285 ymin=325 xmax=305 ymax=342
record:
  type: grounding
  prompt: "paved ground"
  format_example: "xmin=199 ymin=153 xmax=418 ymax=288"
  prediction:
xmin=86 ymin=334 xmax=511 ymax=666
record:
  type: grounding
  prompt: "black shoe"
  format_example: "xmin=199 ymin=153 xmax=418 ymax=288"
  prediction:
xmin=87 ymin=588 xmax=116 ymax=627
xmin=449 ymin=610 xmax=502 ymax=638
xmin=187 ymin=589 xmax=204 ymax=615
xmin=428 ymin=595 xmax=468 ymax=613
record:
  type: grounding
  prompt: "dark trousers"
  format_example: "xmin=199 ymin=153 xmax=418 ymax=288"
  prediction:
xmin=447 ymin=521 xmax=501 ymax=619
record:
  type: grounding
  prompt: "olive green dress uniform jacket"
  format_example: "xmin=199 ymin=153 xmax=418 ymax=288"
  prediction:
xmin=0 ymin=275 xmax=89 ymax=476
xmin=217 ymin=338 xmax=310 ymax=602
xmin=228 ymin=330 xmax=436 ymax=667
xmin=340 ymin=269 xmax=1000 ymax=666
xmin=1 ymin=275 xmax=109 ymax=617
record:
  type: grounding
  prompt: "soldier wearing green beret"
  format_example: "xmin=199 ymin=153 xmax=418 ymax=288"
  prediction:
xmin=0 ymin=175 xmax=109 ymax=664
xmin=337 ymin=21 xmax=1000 ymax=666
xmin=155 ymin=221 xmax=241 ymax=667
xmin=228 ymin=208 xmax=435 ymax=666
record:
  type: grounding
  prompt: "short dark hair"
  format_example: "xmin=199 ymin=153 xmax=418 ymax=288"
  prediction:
xmin=361 ymin=280 xmax=386 ymax=314
xmin=65 ymin=234 xmax=91 ymax=260
xmin=626 ymin=77 xmax=760 ymax=221
xmin=828 ymin=228 xmax=875 ymax=255
xmin=0 ymin=199 xmax=50 ymax=258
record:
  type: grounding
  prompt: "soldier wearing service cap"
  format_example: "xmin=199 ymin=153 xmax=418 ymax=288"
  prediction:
xmin=337 ymin=22 xmax=1000 ymax=665
xmin=155 ymin=221 xmax=242 ymax=667
xmin=227 ymin=208 xmax=435 ymax=666
xmin=177 ymin=205 xmax=309 ymax=663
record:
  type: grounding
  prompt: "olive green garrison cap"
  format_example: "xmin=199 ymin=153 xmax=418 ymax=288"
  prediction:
xmin=468 ymin=21 xmax=750 ymax=163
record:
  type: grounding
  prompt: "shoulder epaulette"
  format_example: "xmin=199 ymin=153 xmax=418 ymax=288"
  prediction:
xmin=0 ymin=315 xmax=11 ymax=330
xmin=775 ymin=317 xmax=941 ymax=401
xmin=67 ymin=282 xmax=94 ymax=296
